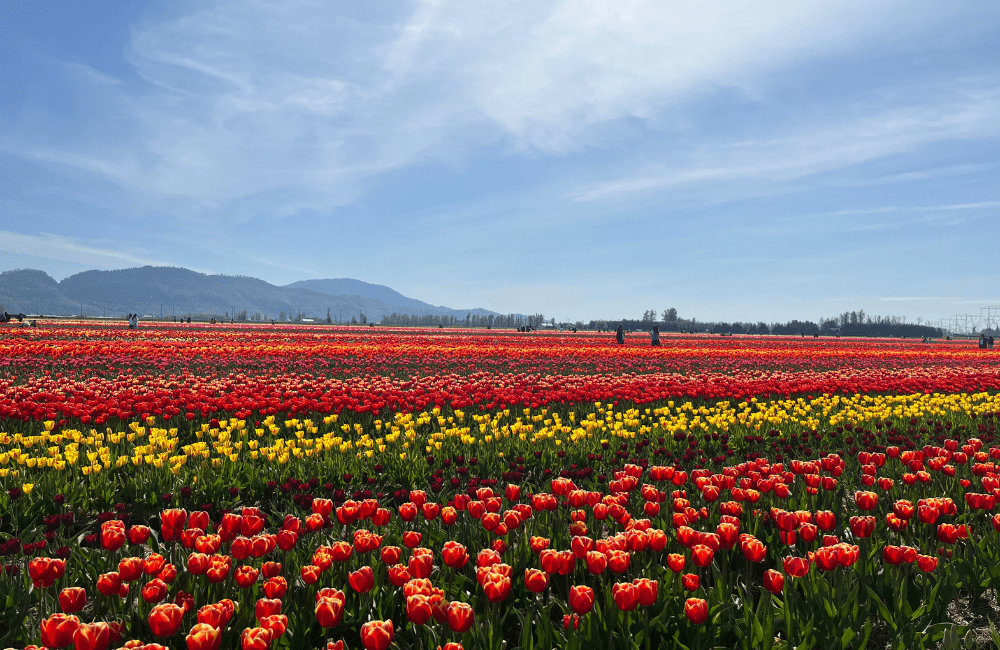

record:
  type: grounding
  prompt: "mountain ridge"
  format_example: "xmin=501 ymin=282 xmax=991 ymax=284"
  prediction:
xmin=0 ymin=266 xmax=501 ymax=321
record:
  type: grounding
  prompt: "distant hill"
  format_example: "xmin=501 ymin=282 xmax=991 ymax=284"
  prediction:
xmin=286 ymin=278 xmax=495 ymax=317
xmin=0 ymin=266 xmax=501 ymax=322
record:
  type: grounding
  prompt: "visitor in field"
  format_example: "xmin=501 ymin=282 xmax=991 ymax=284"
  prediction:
xmin=651 ymin=325 xmax=661 ymax=346
xmin=129 ymin=314 xmax=139 ymax=329
xmin=616 ymin=325 xmax=624 ymax=345
xmin=990 ymin=336 xmax=995 ymax=350
xmin=980 ymin=335 xmax=987 ymax=349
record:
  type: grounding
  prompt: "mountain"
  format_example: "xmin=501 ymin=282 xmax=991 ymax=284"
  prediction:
xmin=285 ymin=278 xmax=494 ymax=317
xmin=0 ymin=266 xmax=501 ymax=322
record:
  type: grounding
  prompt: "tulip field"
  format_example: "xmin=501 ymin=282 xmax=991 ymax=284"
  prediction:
xmin=3 ymin=322 xmax=1000 ymax=650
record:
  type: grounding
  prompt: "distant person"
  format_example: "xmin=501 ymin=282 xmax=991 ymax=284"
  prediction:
xmin=271 ymin=320 xmax=275 ymax=326
xmin=980 ymin=334 xmax=987 ymax=349
xmin=650 ymin=326 xmax=661 ymax=347
xmin=616 ymin=325 xmax=624 ymax=345
xmin=187 ymin=317 xmax=191 ymax=324
xmin=129 ymin=314 xmax=138 ymax=330
xmin=0 ymin=312 xmax=8 ymax=323
xmin=990 ymin=336 xmax=995 ymax=350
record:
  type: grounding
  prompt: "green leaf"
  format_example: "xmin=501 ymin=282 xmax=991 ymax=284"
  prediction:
xmin=865 ymin=586 xmax=897 ymax=634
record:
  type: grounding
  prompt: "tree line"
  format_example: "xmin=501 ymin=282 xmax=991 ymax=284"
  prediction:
xmin=586 ymin=308 xmax=944 ymax=338
xmin=380 ymin=312 xmax=547 ymax=328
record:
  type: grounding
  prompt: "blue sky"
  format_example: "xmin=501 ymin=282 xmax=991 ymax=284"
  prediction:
xmin=1 ymin=0 xmax=999 ymax=325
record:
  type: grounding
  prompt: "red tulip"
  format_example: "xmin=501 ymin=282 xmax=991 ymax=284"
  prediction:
xmin=741 ymin=538 xmax=766 ymax=563
xmin=525 ymin=568 xmax=549 ymax=593
xmin=148 ymin=603 xmax=185 ymax=638
xmin=142 ymin=578 xmax=169 ymax=604
xmin=349 ymin=566 xmax=375 ymax=593
xmin=691 ymin=545 xmax=714 ymax=568
xmin=682 ymin=573 xmax=700 ymax=591
xmin=41 ymin=613 xmax=80 ymax=649
xmin=762 ymin=569 xmax=784 ymax=594
xmin=442 ymin=541 xmax=468 ymax=568
xmin=782 ymin=556 xmax=810 ymax=578
xmin=855 ymin=491 xmax=878 ymax=511
xmin=315 ymin=590 xmax=345 ymax=628
xmin=240 ymin=627 xmax=273 ymax=650
xmin=482 ymin=569 xmax=511 ymax=603
xmin=569 ymin=585 xmax=595 ymax=615
xmin=186 ymin=623 xmax=221 ymax=650
xmin=96 ymin=572 xmax=121 ymax=597
xmin=684 ymin=598 xmax=708 ymax=625
xmin=230 ymin=565 xmax=256 ymax=589
xmin=72 ymin=622 xmax=109 ymax=650
xmin=59 ymin=588 xmax=86 ymax=614
xmin=447 ymin=601 xmax=475 ymax=633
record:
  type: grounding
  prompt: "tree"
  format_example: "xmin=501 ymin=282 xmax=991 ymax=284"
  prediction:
xmin=360 ymin=313 xmax=368 ymax=324
xmin=326 ymin=308 xmax=332 ymax=324
xmin=662 ymin=308 xmax=678 ymax=323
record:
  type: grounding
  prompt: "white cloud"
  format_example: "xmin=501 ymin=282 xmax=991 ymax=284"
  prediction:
xmin=9 ymin=0 xmax=991 ymax=220
xmin=573 ymin=80 xmax=1000 ymax=201
xmin=0 ymin=230 xmax=169 ymax=270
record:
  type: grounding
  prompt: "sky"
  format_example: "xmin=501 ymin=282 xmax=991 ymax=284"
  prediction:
xmin=1 ymin=0 xmax=999 ymax=326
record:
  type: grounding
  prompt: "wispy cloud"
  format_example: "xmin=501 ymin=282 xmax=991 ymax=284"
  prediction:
xmin=0 ymin=231 xmax=170 ymax=270
xmin=7 ymin=0 xmax=990 ymax=219
xmin=573 ymin=80 xmax=1000 ymax=201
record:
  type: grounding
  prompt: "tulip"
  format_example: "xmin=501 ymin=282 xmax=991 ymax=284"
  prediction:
xmin=684 ymin=598 xmax=708 ymax=625
xmin=442 ymin=541 xmax=468 ymax=568
xmin=525 ymin=568 xmax=549 ymax=593
xmin=762 ymin=569 xmax=784 ymax=594
xmin=482 ymin=570 xmax=511 ymax=603
xmin=118 ymin=557 xmax=143 ymax=582
xmin=349 ymin=566 xmax=375 ymax=593
xmin=72 ymin=622 xmax=109 ymax=650
xmin=263 ymin=576 xmax=287 ymax=599
xmin=197 ymin=604 xmax=226 ymax=630
xmin=186 ymin=623 xmax=221 ymax=650
xmin=667 ymin=553 xmax=686 ymax=573
xmin=916 ymin=554 xmax=939 ymax=572
xmin=682 ymin=573 xmax=700 ymax=591
xmin=447 ymin=601 xmax=475 ymax=633
xmin=240 ymin=627 xmax=273 ymax=650
xmin=142 ymin=578 xmax=169 ymax=604
xmin=41 ymin=613 xmax=81 ymax=649
xmin=96 ymin=572 xmax=121 ymax=597
xmin=741 ymin=538 xmax=766 ymax=563
xmin=59 ymin=588 xmax=86 ymax=614
xmin=633 ymin=578 xmax=658 ymax=606
xmin=782 ymin=556 xmax=810 ymax=578
xmin=301 ymin=565 xmax=321 ymax=585
xmin=407 ymin=594 xmax=433 ymax=625
xmin=148 ymin=603 xmax=185 ymax=638
xmin=315 ymin=593 xmax=345 ymax=628
xmin=855 ymin=491 xmax=878 ymax=511
xmin=612 ymin=582 xmax=639 ymax=611
xmin=691 ymin=545 xmax=714 ymax=568
xmin=381 ymin=546 xmax=402 ymax=565
xmin=569 ymin=585 xmax=595 ymax=615
xmin=607 ymin=549 xmax=631 ymax=574
xmin=255 ymin=599 xmax=282 ymax=622
xmin=814 ymin=511 xmax=836 ymax=530
xmin=259 ymin=615 xmax=287 ymax=639
xmin=848 ymin=516 xmax=875 ymax=539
